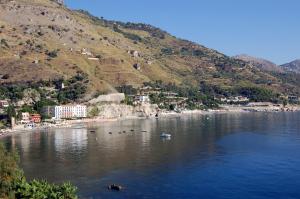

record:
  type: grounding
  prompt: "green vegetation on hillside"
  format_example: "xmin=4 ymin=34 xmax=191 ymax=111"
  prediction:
xmin=0 ymin=72 xmax=88 ymax=124
xmin=0 ymin=0 xmax=299 ymax=102
xmin=0 ymin=143 xmax=77 ymax=199
xmin=0 ymin=72 xmax=88 ymax=104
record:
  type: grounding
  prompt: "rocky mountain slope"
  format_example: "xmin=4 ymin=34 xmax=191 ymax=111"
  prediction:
xmin=233 ymin=54 xmax=283 ymax=72
xmin=0 ymin=0 xmax=299 ymax=98
xmin=281 ymin=60 xmax=300 ymax=74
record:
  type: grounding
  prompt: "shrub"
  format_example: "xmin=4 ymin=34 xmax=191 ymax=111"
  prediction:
xmin=2 ymin=74 xmax=9 ymax=79
xmin=89 ymin=106 xmax=99 ymax=117
xmin=46 ymin=50 xmax=59 ymax=58
xmin=0 ymin=39 xmax=9 ymax=48
xmin=236 ymin=86 xmax=276 ymax=102
xmin=0 ymin=143 xmax=23 ymax=198
xmin=161 ymin=48 xmax=173 ymax=55
xmin=0 ymin=143 xmax=78 ymax=199
xmin=113 ymin=25 xmax=142 ymax=42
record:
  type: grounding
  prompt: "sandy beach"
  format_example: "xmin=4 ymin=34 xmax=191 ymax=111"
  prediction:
xmin=1 ymin=105 xmax=300 ymax=139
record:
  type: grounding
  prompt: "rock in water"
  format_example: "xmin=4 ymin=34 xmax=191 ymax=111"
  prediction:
xmin=108 ymin=184 xmax=123 ymax=191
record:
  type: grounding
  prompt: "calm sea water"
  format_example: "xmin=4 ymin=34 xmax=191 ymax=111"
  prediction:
xmin=2 ymin=112 xmax=300 ymax=199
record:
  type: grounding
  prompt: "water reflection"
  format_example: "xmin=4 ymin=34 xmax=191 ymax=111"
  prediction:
xmin=54 ymin=128 xmax=88 ymax=152
xmin=2 ymin=112 xmax=300 ymax=198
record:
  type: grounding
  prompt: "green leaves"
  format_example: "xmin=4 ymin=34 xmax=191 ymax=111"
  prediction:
xmin=15 ymin=180 xmax=78 ymax=199
xmin=0 ymin=143 xmax=78 ymax=199
xmin=0 ymin=143 xmax=24 ymax=198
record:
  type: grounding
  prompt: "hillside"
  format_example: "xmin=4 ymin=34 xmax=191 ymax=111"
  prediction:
xmin=0 ymin=0 xmax=299 ymax=101
xmin=233 ymin=54 xmax=283 ymax=73
xmin=281 ymin=60 xmax=300 ymax=74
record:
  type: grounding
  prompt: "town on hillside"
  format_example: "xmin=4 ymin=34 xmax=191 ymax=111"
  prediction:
xmin=1 ymin=81 xmax=300 ymax=135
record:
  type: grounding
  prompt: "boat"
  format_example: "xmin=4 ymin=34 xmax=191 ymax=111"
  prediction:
xmin=160 ymin=132 xmax=171 ymax=138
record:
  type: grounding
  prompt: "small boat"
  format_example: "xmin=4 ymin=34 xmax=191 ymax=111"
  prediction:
xmin=90 ymin=130 xmax=96 ymax=133
xmin=160 ymin=132 xmax=171 ymax=138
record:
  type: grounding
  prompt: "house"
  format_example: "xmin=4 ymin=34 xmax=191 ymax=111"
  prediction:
xmin=247 ymin=102 xmax=273 ymax=107
xmin=30 ymin=114 xmax=41 ymax=123
xmin=220 ymin=96 xmax=249 ymax=104
xmin=288 ymin=96 xmax=299 ymax=103
xmin=0 ymin=100 xmax=9 ymax=108
xmin=43 ymin=105 xmax=87 ymax=120
xmin=81 ymin=48 xmax=93 ymax=56
xmin=164 ymin=97 xmax=188 ymax=110
xmin=163 ymin=92 xmax=179 ymax=98
xmin=128 ymin=50 xmax=140 ymax=58
xmin=21 ymin=112 xmax=30 ymax=124
xmin=138 ymin=86 xmax=161 ymax=95
xmin=134 ymin=95 xmax=150 ymax=104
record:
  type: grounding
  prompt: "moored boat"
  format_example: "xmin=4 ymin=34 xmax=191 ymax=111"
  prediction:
xmin=160 ymin=132 xmax=171 ymax=138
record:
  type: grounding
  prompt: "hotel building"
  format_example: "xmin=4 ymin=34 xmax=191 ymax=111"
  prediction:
xmin=43 ymin=105 xmax=87 ymax=120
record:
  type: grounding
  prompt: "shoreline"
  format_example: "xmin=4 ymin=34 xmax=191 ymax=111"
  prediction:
xmin=1 ymin=106 xmax=300 ymax=139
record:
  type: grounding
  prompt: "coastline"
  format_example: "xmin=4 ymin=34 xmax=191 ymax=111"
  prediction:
xmin=0 ymin=118 xmax=119 ymax=139
xmin=1 ymin=105 xmax=300 ymax=139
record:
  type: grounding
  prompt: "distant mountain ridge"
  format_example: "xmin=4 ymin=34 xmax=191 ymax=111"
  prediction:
xmin=233 ymin=54 xmax=284 ymax=73
xmin=0 ymin=0 xmax=299 ymax=98
xmin=281 ymin=59 xmax=300 ymax=74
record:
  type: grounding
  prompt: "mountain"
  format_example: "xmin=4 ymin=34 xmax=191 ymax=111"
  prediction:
xmin=281 ymin=60 xmax=300 ymax=74
xmin=233 ymin=54 xmax=284 ymax=73
xmin=0 ymin=0 xmax=299 ymax=99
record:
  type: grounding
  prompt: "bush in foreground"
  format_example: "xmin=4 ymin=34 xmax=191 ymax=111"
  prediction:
xmin=0 ymin=143 xmax=78 ymax=199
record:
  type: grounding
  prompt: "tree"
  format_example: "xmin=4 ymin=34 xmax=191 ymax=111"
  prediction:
xmin=6 ymin=105 xmax=16 ymax=123
xmin=34 ymin=98 xmax=57 ymax=118
xmin=0 ymin=143 xmax=23 ymax=198
xmin=46 ymin=50 xmax=59 ymax=58
xmin=89 ymin=106 xmax=99 ymax=117
xmin=283 ymin=99 xmax=288 ymax=107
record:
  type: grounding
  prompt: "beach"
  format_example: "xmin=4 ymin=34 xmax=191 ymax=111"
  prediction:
xmin=1 ymin=104 xmax=299 ymax=139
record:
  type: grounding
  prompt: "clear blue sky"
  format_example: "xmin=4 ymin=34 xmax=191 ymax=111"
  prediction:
xmin=65 ymin=0 xmax=300 ymax=65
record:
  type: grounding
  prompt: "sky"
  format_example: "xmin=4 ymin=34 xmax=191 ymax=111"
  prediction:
xmin=65 ymin=0 xmax=300 ymax=65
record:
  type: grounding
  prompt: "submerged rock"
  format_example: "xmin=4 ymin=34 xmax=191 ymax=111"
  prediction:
xmin=108 ymin=184 xmax=123 ymax=191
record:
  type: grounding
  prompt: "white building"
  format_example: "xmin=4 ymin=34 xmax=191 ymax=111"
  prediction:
xmin=220 ymin=96 xmax=249 ymax=104
xmin=0 ymin=100 xmax=9 ymax=108
xmin=21 ymin=112 xmax=30 ymax=124
xmin=43 ymin=105 xmax=87 ymax=120
xmin=134 ymin=95 xmax=150 ymax=104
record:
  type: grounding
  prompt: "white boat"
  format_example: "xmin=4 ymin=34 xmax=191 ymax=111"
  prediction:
xmin=160 ymin=132 xmax=172 ymax=138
